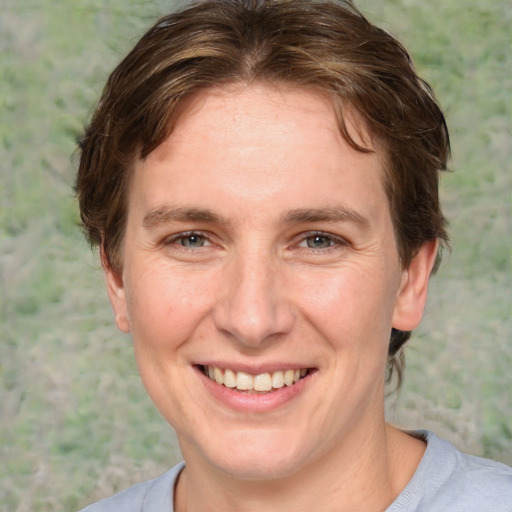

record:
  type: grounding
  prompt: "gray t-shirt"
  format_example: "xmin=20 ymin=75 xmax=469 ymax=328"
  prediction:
xmin=79 ymin=431 xmax=512 ymax=511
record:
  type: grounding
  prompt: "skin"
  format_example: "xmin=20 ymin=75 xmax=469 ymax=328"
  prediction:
xmin=104 ymin=84 xmax=438 ymax=511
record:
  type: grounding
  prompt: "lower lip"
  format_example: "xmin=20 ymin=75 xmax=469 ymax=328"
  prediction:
xmin=195 ymin=367 xmax=313 ymax=413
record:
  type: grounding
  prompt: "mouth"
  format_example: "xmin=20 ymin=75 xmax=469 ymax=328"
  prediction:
xmin=199 ymin=365 xmax=311 ymax=394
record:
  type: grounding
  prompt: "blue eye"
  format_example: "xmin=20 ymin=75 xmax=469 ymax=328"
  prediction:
xmin=179 ymin=234 xmax=206 ymax=247
xmin=305 ymin=234 xmax=335 ymax=249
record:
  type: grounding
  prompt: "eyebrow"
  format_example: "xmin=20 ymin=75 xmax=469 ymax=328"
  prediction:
xmin=143 ymin=205 xmax=229 ymax=229
xmin=281 ymin=207 xmax=370 ymax=228
xmin=142 ymin=205 xmax=370 ymax=230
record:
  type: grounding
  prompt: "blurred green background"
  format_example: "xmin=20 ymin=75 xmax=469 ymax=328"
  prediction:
xmin=1 ymin=0 xmax=510 ymax=510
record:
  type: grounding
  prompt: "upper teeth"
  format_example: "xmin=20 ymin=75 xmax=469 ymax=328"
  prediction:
xmin=204 ymin=366 xmax=308 ymax=392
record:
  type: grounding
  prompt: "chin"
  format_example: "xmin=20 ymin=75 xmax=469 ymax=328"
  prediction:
xmin=216 ymin=454 xmax=306 ymax=482
xmin=200 ymin=429 xmax=315 ymax=481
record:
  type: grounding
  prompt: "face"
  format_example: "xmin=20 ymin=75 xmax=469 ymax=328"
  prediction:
xmin=105 ymin=84 xmax=434 ymax=481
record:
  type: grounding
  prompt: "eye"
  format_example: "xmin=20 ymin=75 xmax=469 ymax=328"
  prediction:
xmin=179 ymin=233 xmax=207 ymax=247
xmin=304 ymin=234 xmax=335 ymax=249
xmin=165 ymin=232 xmax=210 ymax=248
xmin=297 ymin=232 xmax=344 ymax=250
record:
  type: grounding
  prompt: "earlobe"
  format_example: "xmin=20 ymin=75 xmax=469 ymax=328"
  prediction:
xmin=392 ymin=240 xmax=438 ymax=332
xmin=101 ymin=247 xmax=131 ymax=333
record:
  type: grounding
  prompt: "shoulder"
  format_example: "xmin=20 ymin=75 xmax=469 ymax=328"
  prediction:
xmin=425 ymin=431 xmax=512 ymax=491
xmin=77 ymin=462 xmax=184 ymax=512
xmin=389 ymin=431 xmax=512 ymax=512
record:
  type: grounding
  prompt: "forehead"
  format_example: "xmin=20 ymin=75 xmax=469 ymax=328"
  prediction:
xmin=168 ymin=83 xmax=374 ymax=153
xmin=131 ymin=84 xmax=388 ymax=222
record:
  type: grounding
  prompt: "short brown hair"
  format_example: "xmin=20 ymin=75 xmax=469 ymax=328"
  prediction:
xmin=76 ymin=0 xmax=450 ymax=385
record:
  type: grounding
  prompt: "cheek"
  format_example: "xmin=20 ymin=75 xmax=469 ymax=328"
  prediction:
xmin=124 ymin=262 xmax=215 ymax=351
xmin=293 ymin=265 xmax=397 ymax=354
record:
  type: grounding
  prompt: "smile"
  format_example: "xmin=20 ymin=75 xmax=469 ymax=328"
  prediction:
xmin=201 ymin=365 xmax=309 ymax=393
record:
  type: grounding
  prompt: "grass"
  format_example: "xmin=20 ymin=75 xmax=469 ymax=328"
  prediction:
xmin=1 ymin=0 xmax=511 ymax=510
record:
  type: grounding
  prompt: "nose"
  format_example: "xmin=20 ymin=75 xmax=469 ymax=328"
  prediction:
xmin=213 ymin=253 xmax=295 ymax=348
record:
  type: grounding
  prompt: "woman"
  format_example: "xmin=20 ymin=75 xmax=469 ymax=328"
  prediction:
xmin=76 ymin=1 xmax=512 ymax=510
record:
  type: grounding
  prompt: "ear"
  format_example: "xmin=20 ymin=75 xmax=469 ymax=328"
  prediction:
xmin=101 ymin=247 xmax=131 ymax=333
xmin=392 ymin=240 xmax=438 ymax=332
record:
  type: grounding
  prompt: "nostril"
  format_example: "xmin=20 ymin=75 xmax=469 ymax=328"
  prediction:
xmin=211 ymin=260 xmax=296 ymax=347
xmin=213 ymin=296 xmax=296 ymax=347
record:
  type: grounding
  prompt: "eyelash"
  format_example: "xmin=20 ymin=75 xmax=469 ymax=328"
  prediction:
xmin=163 ymin=231 xmax=212 ymax=249
xmin=162 ymin=230 xmax=348 ymax=254
xmin=294 ymin=231 xmax=348 ymax=253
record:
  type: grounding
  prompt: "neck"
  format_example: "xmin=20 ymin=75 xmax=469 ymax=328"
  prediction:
xmin=174 ymin=423 xmax=425 ymax=512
